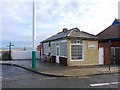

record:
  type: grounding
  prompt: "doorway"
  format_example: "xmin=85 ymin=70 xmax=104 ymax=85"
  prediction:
xmin=99 ymin=47 xmax=104 ymax=65
xmin=56 ymin=46 xmax=60 ymax=63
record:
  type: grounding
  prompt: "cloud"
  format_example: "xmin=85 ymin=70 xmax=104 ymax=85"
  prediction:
xmin=3 ymin=2 xmax=33 ymax=24
xmin=2 ymin=0 xmax=119 ymax=48
xmin=2 ymin=2 xmax=33 ymax=43
xmin=35 ymin=0 xmax=118 ymax=35
xmin=56 ymin=0 xmax=119 ymax=34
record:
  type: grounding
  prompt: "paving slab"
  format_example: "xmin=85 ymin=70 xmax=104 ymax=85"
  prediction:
xmin=0 ymin=60 xmax=119 ymax=77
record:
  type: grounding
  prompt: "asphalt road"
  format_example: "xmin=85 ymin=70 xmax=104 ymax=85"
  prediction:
xmin=1 ymin=65 xmax=120 ymax=88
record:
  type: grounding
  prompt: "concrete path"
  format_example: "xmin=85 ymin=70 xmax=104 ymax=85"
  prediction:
xmin=0 ymin=60 xmax=119 ymax=77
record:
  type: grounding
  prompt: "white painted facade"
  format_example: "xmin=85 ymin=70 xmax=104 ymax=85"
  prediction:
xmin=43 ymin=40 xmax=67 ymax=57
xmin=43 ymin=42 xmax=49 ymax=55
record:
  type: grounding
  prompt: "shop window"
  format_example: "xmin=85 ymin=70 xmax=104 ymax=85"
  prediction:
xmin=71 ymin=40 xmax=83 ymax=61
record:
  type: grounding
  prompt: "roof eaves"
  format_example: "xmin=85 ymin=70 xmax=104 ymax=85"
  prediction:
xmin=96 ymin=25 xmax=111 ymax=36
xmin=81 ymin=31 xmax=96 ymax=37
xmin=41 ymin=37 xmax=67 ymax=43
xmin=67 ymin=36 xmax=99 ymax=40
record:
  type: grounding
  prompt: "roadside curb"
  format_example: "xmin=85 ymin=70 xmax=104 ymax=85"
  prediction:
xmin=89 ymin=71 xmax=120 ymax=76
xmin=1 ymin=63 xmax=119 ymax=77
xmin=1 ymin=63 xmax=67 ymax=77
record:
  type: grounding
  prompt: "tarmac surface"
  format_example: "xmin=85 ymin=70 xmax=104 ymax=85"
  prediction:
xmin=0 ymin=65 xmax=120 ymax=90
xmin=2 ymin=65 xmax=119 ymax=88
xmin=0 ymin=60 xmax=119 ymax=77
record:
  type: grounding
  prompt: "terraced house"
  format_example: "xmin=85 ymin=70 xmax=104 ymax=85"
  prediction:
xmin=38 ymin=28 xmax=99 ymax=66
xmin=97 ymin=19 xmax=120 ymax=65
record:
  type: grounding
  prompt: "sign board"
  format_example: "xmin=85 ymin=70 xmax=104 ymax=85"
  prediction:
xmin=88 ymin=43 xmax=96 ymax=50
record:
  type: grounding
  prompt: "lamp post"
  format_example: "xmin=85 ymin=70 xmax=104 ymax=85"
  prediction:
xmin=32 ymin=0 xmax=36 ymax=69
xmin=7 ymin=42 xmax=14 ymax=60
xmin=109 ymin=40 xmax=111 ymax=71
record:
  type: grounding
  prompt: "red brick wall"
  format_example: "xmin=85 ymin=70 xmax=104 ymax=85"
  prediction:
xmin=37 ymin=45 xmax=40 ymax=51
xmin=51 ymin=56 xmax=67 ymax=65
xmin=104 ymin=46 xmax=110 ymax=65
xmin=51 ymin=56 xmax=56 ymax=63
xmin=99 ymin=42 xmax=110 ymax=64
xmin=99 ymin=40 xmax=120 ymax=65
xmin=59 ymin=57 xmax=67 ymax=66
xmin=37 ymin=44 xmax=44 ymax=58
xmin=111 ymin=40 xmax=120 ymax=47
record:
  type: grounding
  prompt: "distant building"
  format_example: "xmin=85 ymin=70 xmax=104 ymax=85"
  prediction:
xmin=97 ymin=19 xmax=120 ymax=64
xmin=38 ymin=27 xmax=99 ymax=66
xmin=37 ymin=44 xmax=43 ymax=58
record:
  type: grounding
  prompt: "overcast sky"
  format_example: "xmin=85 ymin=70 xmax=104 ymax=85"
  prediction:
xmin=1 ymin=0 xmax=119 ymax=49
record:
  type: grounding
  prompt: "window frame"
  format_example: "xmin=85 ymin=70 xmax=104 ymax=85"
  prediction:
xmin=70 ymin=40 xmax=84 ymax=61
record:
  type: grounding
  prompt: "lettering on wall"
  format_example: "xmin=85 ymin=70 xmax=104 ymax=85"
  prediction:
xmin=88 ymin=43 xmax=96 ymax=50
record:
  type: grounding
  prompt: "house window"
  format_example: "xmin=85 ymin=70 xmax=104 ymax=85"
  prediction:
xmin=56 ymin=47 xmax=59 ymax=55
xmin=71 ymin=40 xmax=83 ymax=44
xmin=60 ymin=42 xmax=67 ymax=57
xmin=71 ymin=40 xmax=83 ymax=61
xmin=43 ymin=43 xmax=49 ymax=55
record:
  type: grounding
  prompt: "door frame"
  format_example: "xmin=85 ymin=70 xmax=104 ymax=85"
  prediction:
xmin=56 ymin=46 xmax=60 ymax=63
xmin=99 ymin=47 xmax=104 ymax=65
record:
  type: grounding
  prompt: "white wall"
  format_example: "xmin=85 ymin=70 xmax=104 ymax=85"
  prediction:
xmin=43 ymin=42 xmax=49 ymax=55
xmin=11 ymin=51 xmax=40 ymax=60
xmin=0 ymin=53 xmax=1 ymax=59
xmin=50 ymin=41 xmax=67 ymax=57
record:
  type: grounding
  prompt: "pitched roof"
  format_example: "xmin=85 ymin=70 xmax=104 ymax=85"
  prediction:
xmin=97 ymin=19 xmax=120 ymax=39
xmin=41 ymin=27 xmax=98 ymax=43
xmin=112 ymin=19 xmax=120 ymax=25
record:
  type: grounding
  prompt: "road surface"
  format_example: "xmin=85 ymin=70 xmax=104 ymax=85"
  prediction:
xmin=2 ymin=65 xmax=120 ymax=88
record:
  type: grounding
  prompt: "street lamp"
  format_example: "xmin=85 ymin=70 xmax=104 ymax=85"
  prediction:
xmin=109 ymin=40 xmax=111 ymax=71
xmin=32 ymin=0 xmax=36 ymax=69
xmin=7 ymin=42 xmax=14 ymax=60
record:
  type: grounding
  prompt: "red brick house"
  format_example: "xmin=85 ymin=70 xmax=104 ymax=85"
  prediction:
xmin=37 ymin=44 xmax=44 ymax=59
xmin=97 ymin=19 xmax=120 ymax=65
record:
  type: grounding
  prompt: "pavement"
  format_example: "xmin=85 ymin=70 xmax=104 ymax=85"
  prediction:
xmin=0 ymin=60 xmax=119 ymax=77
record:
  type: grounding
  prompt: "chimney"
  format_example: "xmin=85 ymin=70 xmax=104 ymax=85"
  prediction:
xmin=63 ymin=28 xmax=68 ymax=32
